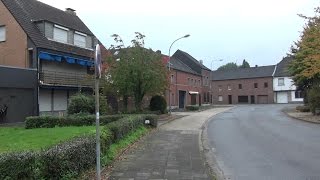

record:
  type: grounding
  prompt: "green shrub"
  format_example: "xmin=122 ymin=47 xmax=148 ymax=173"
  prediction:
xmin=106 ymin=115 xmax=151 ymax=142
xmin=308 ymin=86 xmax=320 ymax=114
xmin=149 ymin=95 xmax=167 ymax=114
xmin=25 ymin=114 xmax=127 ymax=129
xmin=38 ymin=136 xmax=96 ymax=179
xmin=296 ymin=105 xmax=310 ymax=112
xmin=186 ymin=105 xmax=199 ymax=111
xmin=0 ymin=152 xmax=38 ymax=179
xmin=67 ymin=93 xmax=95 ymax=115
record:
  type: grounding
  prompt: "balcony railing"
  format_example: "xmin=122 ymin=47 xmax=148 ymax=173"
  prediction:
xmin=39 ymin=70 xmax=94 ymax=87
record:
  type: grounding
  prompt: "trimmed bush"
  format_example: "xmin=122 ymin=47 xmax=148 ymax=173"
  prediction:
xmin=308 ymin=86 xmax=320 ymax=115
xmin=67 ymin=93 xmax=95 ymax=115
xmin=296 ymin=105 xmax=310 ymax=112
xmin=186 ymin=105 xmax=200 ymax=111
xmin=67 ymin=93 xmax=110 ymax=115
xmin=106 ymin=115 xmax=144 ymax=142
xmin=0 ymin=152 xmax=38 ymax=179
xmin=149 ymin=95 xmax=167 ymax=114
xmin=39 ymin=136 xmax=96 ymax=179
xmin=25 ymin=114 xmax=127 ymax=129
xmin=144 ymin=114 xmax=158 ymax=127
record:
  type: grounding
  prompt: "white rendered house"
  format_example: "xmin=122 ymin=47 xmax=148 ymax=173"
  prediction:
xmin=273 ymin=57 xmax=303 ymax=103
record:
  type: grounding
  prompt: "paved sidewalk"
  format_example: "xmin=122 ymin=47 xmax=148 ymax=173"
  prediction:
xmin=106 ymin=107 xmax=232 ymax=180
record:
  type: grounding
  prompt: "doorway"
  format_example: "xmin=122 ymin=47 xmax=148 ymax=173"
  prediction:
xmin=179 ymin=91 xmax=186 ymax=108
xmin=228 ymin=95 xmax=232 ymax=104
xmin=250 ymin=95 xmax=255 ymax=104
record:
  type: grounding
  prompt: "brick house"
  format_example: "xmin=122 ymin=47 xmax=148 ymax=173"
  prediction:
xmin=166 ymin=50 xmax=212 ymax=109
xmin=211 ymin=66 xmax=276 ymax=104
xmin=273 ymin=57 xmax=304 ymax=103
xmin=0 ymin=0 xmax=104 ymax=122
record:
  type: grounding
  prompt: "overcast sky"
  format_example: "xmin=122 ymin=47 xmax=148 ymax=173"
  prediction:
xmin=39 ymin=0 xmax=318 ymax=70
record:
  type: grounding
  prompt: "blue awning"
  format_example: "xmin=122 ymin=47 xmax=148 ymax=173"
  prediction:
xmin=38 ymin=52 xmax=94 ymax=67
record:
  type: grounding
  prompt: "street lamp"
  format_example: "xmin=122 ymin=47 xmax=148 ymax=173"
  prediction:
xmin=168 ymin=34 xmax=190 ymax=114
xmin=211 ymin=59 xmax=223 ymax=71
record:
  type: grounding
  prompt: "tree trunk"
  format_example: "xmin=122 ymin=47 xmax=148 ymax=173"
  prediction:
xmin=123 ymin=95 xmax=128 ymax=112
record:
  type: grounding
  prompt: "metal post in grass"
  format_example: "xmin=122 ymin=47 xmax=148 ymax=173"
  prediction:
xmin=94 ymin=44 xmax=102 ymax=180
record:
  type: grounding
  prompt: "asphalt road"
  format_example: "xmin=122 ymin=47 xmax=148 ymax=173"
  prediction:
xmin=207 ymin=104 xmax=320 ymax=180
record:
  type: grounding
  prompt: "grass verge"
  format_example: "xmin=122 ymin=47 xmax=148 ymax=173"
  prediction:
xmin=101 ymin=126 xmax=149 ymax=167
xmin=0 ymin=126 xmax=95 ymax=153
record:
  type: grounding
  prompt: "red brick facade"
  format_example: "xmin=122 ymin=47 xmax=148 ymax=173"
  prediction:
xmin=212 ymin=77 xmax=274 ymax=104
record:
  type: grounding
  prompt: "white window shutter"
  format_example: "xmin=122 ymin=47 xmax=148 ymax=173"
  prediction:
xmin=74 ymin=33 xmax=86 ymax=47
xmin=53 ymin=27 xmax=68 ymax=43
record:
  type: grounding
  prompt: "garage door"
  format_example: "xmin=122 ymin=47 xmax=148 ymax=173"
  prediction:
xmin=277 ymin=92 xmax=288 ymax=103
xmin=257 ymin=95 xmax=268 ymax=104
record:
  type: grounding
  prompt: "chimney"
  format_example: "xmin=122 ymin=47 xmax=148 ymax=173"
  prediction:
xmin=255 ymin=65 xmax=258 ymax=67
xmin=65 ymin=8 xmax=76 ymax=15
xmin=200 ymin=60 xmax=203 ymax=64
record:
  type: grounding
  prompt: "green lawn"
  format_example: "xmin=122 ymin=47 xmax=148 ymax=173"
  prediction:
xmin=0 ymin=126 xmax=96 ymax=153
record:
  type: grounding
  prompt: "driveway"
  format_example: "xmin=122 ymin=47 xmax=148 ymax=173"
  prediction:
xmin=207 ymin=104 xmax=320 ymax=180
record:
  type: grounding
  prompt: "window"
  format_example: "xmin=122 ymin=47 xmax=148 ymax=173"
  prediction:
xmin=187 ymin=78 xmax=190 ymax=85
xmin=295 ymin=90 xmax=303 ymax=98
xmin=218 ymin=95 xmax=223 ymax=102
xmin=227 ymin=85 xmax=231 ymax=90
xmin=74 ymin=31 xmax=86 ymax=47
xmin=207 ymin=92 xmax=210 ymax=103
xmin=204 ymin=93 xmax=206 ymax=102
xmin=53 ymin=25 xmax=68 ymax=43
xmin=278 ymin=78 xmax=285 ymax=86
xmin=254 ymin=83 xmax=258 ymax=88
xmin=191 ymin=79 xmax=194 ymax=85
xmin=0 ymin=26 xmax=5 ymax=42
xmin=206 ymin=77 xmax=209 ymax=85
xmin=198 ymin=80 xmax=201 ymax=86
xmin=239 ymin=84 xmax=242 ymax=89
xmin=171 ymin=74 xmax=174 ymax=83
xmin=264 ymin=82 xmax=268 ymax=88
xmin=218 ymin=85 xmax=222 ymax=92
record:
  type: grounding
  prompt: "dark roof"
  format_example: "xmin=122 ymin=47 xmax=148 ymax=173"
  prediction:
xmin=169 ymin=57 xmax=200 ymax=75
xmin=172 ymin=50 xmax=211 ymax=74
xmin=274 ymin=56 xmax=293 ymax=77
xmin=211 ymin=65 xmax=276 ymax=81
xmin=1 ymin=0 xmax=95 ymax=58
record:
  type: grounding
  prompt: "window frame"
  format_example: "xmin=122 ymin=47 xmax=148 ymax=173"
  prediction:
xmin=0 ymin=25 xmax=6 ymax=42
xmin=254 ymin=83 xmax=258 ymax=88
xmin=74 ymin=31 xmax=87 ymax=47
xmin=278 ymin=78 xmax=285 ymax=86
xmin=53 ymin=24 xmax=69 ymax=43
xmin=218 ymin=95 xmax=223 ymax=102
xmin=238 ymin=84 xmax=242 ymax=89
xmin=264 ymin=82 xmax=268 ymax=88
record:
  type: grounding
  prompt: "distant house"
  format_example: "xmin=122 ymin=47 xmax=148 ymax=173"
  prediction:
xmin=211 ymin=66 xmax=276 ymax=104
xmin=273 ymin=57 xmax=303 ymax=103
xmin=0 ymin=0 xmax=105 ymax=123
xmin=166 ymin=50 xmax=212 ymax=109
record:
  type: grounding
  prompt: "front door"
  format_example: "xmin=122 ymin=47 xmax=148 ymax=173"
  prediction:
xmin=251 ymin=95 xmax=255 ymax=104
xmin=179 ymin=91 xmax=186 ymax=108
xmin=228 ymin=95 xmax=232 ymax=104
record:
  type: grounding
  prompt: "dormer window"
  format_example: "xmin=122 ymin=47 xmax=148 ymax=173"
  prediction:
xmin=74 ymin=31 xmax=86 ymax=47
xmin=53 ymin=25 xmax=68 ymax=43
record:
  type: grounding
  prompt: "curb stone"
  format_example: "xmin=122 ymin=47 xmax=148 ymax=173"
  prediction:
xmin=199 ymin=107 xmax=235 ymax=180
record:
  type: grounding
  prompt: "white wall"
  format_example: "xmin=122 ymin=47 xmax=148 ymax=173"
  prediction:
xmin=273 ymin=77 xmax=297 ymax=91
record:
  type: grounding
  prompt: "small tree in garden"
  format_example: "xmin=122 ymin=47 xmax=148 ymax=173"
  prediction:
xmin=107 ymin=32 xmax=168 ymax=111
xmin=67 ymin=93 xmax=109 ymax=115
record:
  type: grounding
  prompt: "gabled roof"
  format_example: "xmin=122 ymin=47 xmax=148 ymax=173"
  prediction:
xmin=172 ymin=50 xmax=211 ymax=74
xmin=211 ymin=65 xmax=276 ymax=81
xmin=274 ymin=56 xmax=293 ymax=77
xmin=1 ymin=0 xmax=95 ymax=58
xmin=169 ymin=57 xmax=200 ymax=75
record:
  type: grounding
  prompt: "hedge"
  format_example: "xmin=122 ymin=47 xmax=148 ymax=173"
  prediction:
xmin=2 ymin=115 xmax=158 ymax=179
xmin=25 ymin=114 xmax=127 ymax=129
xmin=186 ymin=105 xmax=200 ymax=111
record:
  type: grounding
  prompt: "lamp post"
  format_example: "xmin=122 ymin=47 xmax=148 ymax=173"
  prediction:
xmin=168 ymin=34 xmax=190 ymax=114
xmin=211 ymin=59 xmax=223 ymax=71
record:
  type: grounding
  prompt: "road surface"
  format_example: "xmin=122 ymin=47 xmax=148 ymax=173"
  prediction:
xmin=207 ymin=105 xmax=320 ymax=180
